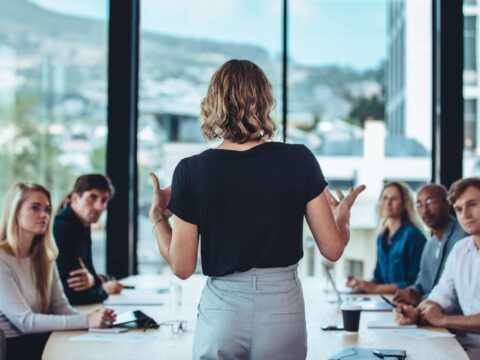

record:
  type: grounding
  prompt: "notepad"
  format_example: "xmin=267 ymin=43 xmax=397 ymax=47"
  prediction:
xmin=88 ymin=327 xmax=128 ymax=334
xmin=70 ymin=332 xmax=156 ymax=343
xmin=380 ymin=328 xmax=455 ymax=338
xmin=367 ymin=321 xmax=417 ymax=329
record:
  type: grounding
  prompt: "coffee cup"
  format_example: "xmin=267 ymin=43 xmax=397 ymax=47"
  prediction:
xmin=341 ymin=304 xmax=361 ymax=332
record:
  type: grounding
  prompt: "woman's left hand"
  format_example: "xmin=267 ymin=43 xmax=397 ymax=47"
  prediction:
xmin=325 ymin=185 xmax=366 ymax=222
xmin=149 ymin=173 xmax=172 ymax=222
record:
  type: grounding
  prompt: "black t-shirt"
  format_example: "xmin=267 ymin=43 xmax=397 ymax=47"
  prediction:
xmin=167 ymin=141 xmax=327 ymax=277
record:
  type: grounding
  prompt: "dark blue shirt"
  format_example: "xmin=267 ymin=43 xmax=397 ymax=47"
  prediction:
xmin=373 ymin=222 xmax=427 ymax=289
xmin=54 ymin=204 xmax=108 ymax=305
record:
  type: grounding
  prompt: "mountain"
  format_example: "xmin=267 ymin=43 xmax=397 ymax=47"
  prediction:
xmin=0 ymin=0 xmax=384 ymax=123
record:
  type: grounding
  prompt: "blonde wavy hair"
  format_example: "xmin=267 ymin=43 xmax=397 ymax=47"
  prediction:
xmin=378 ymin=182 xmax=424 ymax=234
xmin=200 ymin=59 xmax=277 ymax=143
xmin=0 ymin=183 xmax=58 ymax=313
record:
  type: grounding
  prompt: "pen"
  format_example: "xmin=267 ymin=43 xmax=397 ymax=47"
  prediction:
xmin=123 ymin=285 xmax=135 ymax=289
xmin=380 ymin=295 xmax=405 ymax=315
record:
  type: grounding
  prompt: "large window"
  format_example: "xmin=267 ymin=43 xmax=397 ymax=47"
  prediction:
xmin=138 ymin=0 xmax=282 ymax=273
xmin=464 ymin=3 xmax=480 ymax=176
xmin=0 ymin=0 xmax=109 ymax=272
xmin=1 ymin=1 xmax=470 ymax=279
xmin=289 ymin=0 xmax=432 ymax=281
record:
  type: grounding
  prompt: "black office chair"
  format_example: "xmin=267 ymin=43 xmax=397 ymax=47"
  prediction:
xmin=0 ymin=328 xmax=5 ymax=360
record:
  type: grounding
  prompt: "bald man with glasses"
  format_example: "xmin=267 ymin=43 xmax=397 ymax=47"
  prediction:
xmin=393 ymin=184 xmax=466 ymax=306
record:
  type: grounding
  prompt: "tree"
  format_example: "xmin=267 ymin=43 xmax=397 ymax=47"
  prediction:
xmin=0 ymin=93 xmax=75 ymax=207
xmin=348 ymin=94 xmax=385 ymax=127
xmin=90 ymin=145 xmax=106 ymax=173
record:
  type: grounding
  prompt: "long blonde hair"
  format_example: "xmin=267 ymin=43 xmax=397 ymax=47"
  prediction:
xmin=0 ymin=183 xmax=58 ymax=313
xmin=378 ymin=182 xmax=424 ymax=234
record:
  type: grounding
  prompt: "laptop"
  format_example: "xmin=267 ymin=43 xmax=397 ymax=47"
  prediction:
xmin=322 ymin=264 xmax=393 ymax=312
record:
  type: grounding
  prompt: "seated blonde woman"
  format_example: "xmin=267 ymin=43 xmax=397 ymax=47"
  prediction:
xmin=0 ymin=183 xmax=115 ymax=360
xmin=347 ymin=182 xmax=427 ymax=294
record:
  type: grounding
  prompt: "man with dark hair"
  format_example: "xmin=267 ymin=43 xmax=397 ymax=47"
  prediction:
xmin=396 ymin=178 xmax=480 ymax=359
xmin=393 ymin=184 xmax=466 ymax=306
xmin=54 ymin=174 xmax=123 ymax=305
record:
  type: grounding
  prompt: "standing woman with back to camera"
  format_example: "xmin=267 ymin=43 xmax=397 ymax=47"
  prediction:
xmin=149 ymin=59 xmax=365 ymax=359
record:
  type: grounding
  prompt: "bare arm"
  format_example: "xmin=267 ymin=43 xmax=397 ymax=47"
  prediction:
xmin=420 ymin=301 xmax=480 ymax=332
xmin=150 ymin=173 xmax=198 ymax=280
xmin=346 ymin=279 xmax=398 ymax=294
xmin=441 ymin=314 xmax=480 ymax=333
xmin=374 ymin=284 xmax=398 ymax=294
xmin=306 ymin=186 xmax=365 ymax=261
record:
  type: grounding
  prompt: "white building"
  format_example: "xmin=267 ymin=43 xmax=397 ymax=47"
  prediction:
xmin=386 ymin=0 xmax=432 ymax=152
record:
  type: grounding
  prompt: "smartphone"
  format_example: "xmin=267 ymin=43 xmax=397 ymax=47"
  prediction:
xmin=379 ymin=295 xmax=396 ymax=308
xmin=380 ymin=295 xmax=405 ymax=315
xmin=321 ymin=325 xmax=344 ymax=331
xmin=373 ymin=349 xmax=407 ymax=359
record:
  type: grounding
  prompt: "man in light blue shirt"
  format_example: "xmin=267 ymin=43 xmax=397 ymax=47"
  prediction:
xmin=393 ymin=184 xmax=466 ymax=306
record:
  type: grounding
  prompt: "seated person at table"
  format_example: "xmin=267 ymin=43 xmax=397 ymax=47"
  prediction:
xmin=0 ymin=183 xmax=114 ymax=360
xmin=393 ymin=184 xmax=466 ymax=306
xmin=55 ymin=174 xmax=123 ymax=305
xmin=347 ymin=182 xmax=426 ymax=294
xmin=396 ymin=178 xmax=480 ymax=360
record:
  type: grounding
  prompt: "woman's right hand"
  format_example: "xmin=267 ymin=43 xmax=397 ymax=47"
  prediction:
xmin=325 ymin=185 xmax=366 ymax=222
xmin=87 ymin=308 xmax=116 ymax=328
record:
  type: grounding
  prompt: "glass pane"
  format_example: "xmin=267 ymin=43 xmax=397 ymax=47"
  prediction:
xmin=289 ymin=0 xmax=432 ymax=283
xmin=0 ymin=0 xmax=109 ymax=273
xmin=138 ymin=0 xmax=282 ymax=273
xmin=464 ymin=3 xmax=480 ymax=176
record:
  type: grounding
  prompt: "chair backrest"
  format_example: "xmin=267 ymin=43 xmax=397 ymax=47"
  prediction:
xmin=0 ymin=327 xmax=5 ymax=360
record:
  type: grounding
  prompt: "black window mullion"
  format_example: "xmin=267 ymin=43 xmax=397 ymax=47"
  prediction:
xmin=106 ymin=0 xmax=140 ymax=278
xmin=432 ymin=0 xmax=463 ymax=188
xmin=282 ymin=0 xmax=288 ymax=143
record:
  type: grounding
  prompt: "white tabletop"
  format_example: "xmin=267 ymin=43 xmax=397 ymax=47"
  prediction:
xmin=42 ymin=274 xmax=468 ymax=360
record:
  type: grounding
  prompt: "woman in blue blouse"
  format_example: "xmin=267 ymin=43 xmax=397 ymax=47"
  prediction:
xmin=347 ymin=182 xmax=426 ymax=294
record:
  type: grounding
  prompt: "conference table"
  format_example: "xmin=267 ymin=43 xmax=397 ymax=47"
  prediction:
xmin=43 ymin=274 xmax=468 ymax=359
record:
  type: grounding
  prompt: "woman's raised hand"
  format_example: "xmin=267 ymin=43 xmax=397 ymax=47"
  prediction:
xmin=324 ymin=185 xmax=366 ymax=222
xmin=149 ymin=173 xmax=172 ymax=222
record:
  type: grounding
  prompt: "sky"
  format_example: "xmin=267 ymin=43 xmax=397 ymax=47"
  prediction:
xmin=30 ymin=0 xmax=386 ymax=70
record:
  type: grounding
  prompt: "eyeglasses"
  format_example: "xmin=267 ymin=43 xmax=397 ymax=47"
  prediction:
xmin=143 ymin=319 xmax=187 ymax=334
xmin=159 ymin=320 xmax=187 ymax=334
xmin=415 ymin=197 xmax=443 ymax=209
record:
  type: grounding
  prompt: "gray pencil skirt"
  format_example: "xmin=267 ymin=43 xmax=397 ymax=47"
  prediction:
xmin=192 ymin=264 xmax=307 ymax=360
